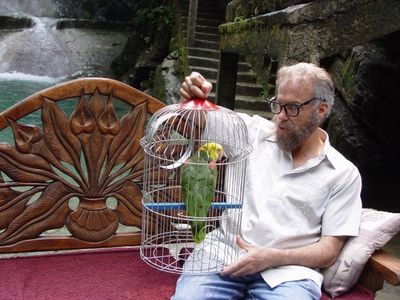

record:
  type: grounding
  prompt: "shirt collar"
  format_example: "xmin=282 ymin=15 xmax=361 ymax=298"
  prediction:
xmin=315 ymin=128 xmax=338 ymax=170
xmin=323 ymin=132 xmax=343 ymax=170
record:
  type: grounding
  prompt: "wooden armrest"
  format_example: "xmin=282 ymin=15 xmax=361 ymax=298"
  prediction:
xmin=367 ymin=249 xmax=400 ymax=285
xmin=359 ymin=249 xmax=400 ymax=292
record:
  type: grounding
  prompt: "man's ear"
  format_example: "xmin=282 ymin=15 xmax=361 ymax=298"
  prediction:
xmin=318 ymin=101 xmax=329 ymax=118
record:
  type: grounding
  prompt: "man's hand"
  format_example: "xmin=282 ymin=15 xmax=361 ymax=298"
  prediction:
xmin=221 ymin=235 xmax=347 ymax=278
xmin=180 ymin=72 xmax=212 ymax=100
xmin=221 ymin=236 xmax=274 ymax=277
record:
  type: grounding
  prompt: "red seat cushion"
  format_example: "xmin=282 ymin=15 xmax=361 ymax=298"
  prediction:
xmin=0 ymin=248 xmax=179 ymax=299
xmin=321 ymin=284 xmax=374 ymax=300
xmin=0 ymin=247 xmax=374 ymax=299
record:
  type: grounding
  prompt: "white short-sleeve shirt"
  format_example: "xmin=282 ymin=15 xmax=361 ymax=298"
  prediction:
xmin=223 ymin=113 xmax=362 ymax=288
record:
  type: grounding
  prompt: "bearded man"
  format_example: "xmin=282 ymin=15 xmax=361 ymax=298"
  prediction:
xmin=172 ymin=62 xmax=362 ymax=300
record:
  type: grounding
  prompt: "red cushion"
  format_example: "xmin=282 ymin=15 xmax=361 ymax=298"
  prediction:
xmin=321 ymin=284 xmax=374 ymax=300
xmin=0 ymin=247 xmax=374 ymax=299
xmin=0 ymin=248 xmax=179 ymax=299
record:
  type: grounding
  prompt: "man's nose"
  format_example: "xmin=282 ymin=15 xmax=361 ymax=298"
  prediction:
xmin=277 ymin=108 xmax=289 ymax=120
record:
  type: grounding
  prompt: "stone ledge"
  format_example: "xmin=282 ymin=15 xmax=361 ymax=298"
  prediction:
xmin=0 ymin=15 xmax=34 ymax=29
xmin=218 ymin=0 xmax=400 ymax=63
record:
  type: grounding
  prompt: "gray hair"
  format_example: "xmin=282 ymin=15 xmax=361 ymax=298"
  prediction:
xmin=276 ymin=62 xmax=335 ymax=118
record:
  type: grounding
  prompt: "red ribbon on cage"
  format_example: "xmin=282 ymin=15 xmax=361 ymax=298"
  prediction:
xmin=180 ymin=98 xmax=218 ymax=110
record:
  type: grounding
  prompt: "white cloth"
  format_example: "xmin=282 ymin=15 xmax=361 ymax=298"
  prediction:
xmin=220 ymin=113 xmax=362 ymax=288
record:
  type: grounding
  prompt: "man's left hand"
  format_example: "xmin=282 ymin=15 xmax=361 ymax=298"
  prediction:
xmin=221 ymin=236 xmax=274 ymax=277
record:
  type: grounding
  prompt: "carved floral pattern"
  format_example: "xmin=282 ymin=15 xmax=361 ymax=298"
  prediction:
xmin=0 ymin=89 xmax=151 ymax=244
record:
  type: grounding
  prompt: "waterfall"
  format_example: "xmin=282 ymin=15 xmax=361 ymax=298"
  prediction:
xmin=0 ymin=0 xmax=69 ymax=78
xmin=0 ymin=0 xmax=129 ymax=81
xmin=0 ymin=0 xmax=58 ymax=17
xmin=0 ymin=17 xmax=70 ymax=78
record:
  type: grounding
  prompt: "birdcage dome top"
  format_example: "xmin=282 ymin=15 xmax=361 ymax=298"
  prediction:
xmin=141 ymin=99 xmax=252 ymax=168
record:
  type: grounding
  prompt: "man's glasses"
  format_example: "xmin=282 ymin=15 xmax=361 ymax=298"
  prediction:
xmin=268 ymin=97 xmax=323 ymax=117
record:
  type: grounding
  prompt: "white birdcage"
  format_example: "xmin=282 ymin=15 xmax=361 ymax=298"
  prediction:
xmin=140 ymin=98 xmax=252 ymax=274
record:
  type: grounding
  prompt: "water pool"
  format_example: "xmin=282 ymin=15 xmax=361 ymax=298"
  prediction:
xmin=0 ymin=73 xmax=133 ymax=144
xmin=0 ymin=73 xmax=60 ymax=144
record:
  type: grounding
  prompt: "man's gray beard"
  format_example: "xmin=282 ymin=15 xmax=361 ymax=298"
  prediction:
xmin=274 ymin=110 xmax=320 ymax=152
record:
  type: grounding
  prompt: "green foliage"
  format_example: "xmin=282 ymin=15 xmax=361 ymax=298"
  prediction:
xmin=220 ymin=17 xmax=265 ymax=35
xmin=135 ymin=0 xmax=174 ymax=45
xmin=340 ymin=51 xmax=356 ymax=94
xmin=233 ymin=16 xmax=245 ymax=22
xmin=169 ymin=1 xmax=189 ymax=76
xmin=151 ymin=65 xmax=167 ymax=102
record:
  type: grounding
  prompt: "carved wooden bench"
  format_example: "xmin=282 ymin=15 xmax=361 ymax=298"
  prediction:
xmin=0 ymin=77 xmax=165 ymax=252
xmin=0 ymin=77 xmax=398 ymax=299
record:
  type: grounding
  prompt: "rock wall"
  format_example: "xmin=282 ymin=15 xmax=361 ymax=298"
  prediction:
xmin=53 ymin=0 xmax=136 ymax=20
xmin=326 ymin=32 xmax=400 ymax=211
xmin=225 ymin=0 xmax=310 ymax=21
xmin=109 ymin=0 xmax=174 ymax=92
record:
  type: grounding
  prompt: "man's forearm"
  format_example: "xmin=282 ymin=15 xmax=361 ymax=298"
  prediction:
xmin=222 ymin=235 xmax=346 ymax=277
xmin=275 ymin=235 xmax=347 ymax=269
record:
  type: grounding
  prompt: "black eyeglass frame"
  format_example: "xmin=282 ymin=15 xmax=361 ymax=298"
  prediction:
xmin=268 ymin=97 xmax=324 ymax=117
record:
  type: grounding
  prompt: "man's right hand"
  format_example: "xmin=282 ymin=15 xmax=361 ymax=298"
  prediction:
xmin=180 ymin=72 xmax=213 ymax=100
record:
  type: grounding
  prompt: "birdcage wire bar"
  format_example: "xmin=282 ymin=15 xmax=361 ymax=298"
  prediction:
xmin=140 ymin=100 xmax=252 ymax=274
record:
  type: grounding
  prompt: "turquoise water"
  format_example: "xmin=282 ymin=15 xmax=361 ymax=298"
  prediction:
xmin=0 ymin=73 xmax=60 ymax=144
xmin=0 ymin=73 xmax=58 ymax=109
xmin=0 ymin=73 xmax=132 ymax=145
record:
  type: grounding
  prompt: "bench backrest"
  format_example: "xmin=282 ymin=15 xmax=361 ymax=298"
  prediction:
xmin=0 ymin=77 xmax=165 ymax=253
